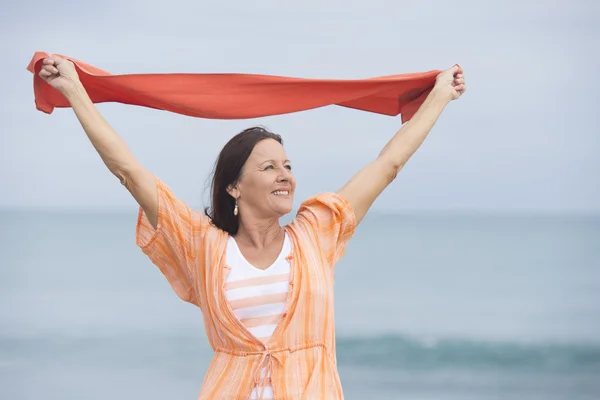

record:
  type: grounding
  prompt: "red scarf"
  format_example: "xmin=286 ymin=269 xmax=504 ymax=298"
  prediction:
xmin=27 ymin=52 xmax=442 ymax=123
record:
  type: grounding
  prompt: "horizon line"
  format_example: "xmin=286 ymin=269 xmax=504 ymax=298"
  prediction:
xmin=1 ymin=206 xmax=599 ymax=218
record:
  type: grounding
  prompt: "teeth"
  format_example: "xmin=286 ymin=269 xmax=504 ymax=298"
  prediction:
xmin=272 ymin=191 xmax=289 ymax=196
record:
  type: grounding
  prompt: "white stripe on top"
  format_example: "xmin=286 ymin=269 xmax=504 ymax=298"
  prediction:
xmin=225 ymin=232 xmax=291 ymax=399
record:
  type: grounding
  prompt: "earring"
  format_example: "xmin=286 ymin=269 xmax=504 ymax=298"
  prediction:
xmin=233 ymin=199 xmax=238 ymax=216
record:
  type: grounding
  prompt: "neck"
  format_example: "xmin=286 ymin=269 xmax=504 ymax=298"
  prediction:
xmin=235 ymin=216 xmax=283 ymax=249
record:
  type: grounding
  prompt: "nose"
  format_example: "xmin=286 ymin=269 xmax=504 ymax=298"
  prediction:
xmin=277 ymin=167 xmax=292 ymax=183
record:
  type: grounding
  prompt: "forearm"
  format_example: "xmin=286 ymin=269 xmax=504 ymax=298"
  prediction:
xmin=378 ymin=88 xmax=451 ymax=171
xmin=63 ymin=81 xmax=140 ymax=179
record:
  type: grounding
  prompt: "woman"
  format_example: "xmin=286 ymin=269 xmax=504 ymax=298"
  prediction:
xmin=39 ymin=56 xmax=466 ymax=400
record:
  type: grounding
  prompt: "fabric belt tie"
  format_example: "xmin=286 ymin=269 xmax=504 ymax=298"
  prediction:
xmin=215 ymin=341 xmax=327 ymax=400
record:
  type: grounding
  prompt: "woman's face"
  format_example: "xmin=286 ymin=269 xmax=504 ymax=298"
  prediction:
xmin=233 ymin=139 xmax=296 ymax=219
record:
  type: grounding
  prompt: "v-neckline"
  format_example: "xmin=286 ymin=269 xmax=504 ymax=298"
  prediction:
xmin=219 ymin=225 xmax=298 ymax=347
xmin=229 ymin=232 xmax=289 ymax=273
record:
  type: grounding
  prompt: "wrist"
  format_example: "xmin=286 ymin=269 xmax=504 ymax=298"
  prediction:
xmin=61 ymin=78 xmax=84 ymax=99
xmin=429 ymin=86 xmax=452 ymax=105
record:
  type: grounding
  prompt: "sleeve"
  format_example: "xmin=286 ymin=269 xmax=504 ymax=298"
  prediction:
xmin=295 ymin=192 xmax=357 ymax=267
xmin=135 ymin=176 xmax=210 ymax=308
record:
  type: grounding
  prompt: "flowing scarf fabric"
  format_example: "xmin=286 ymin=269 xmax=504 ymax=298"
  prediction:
xmin=27 ymin=52 xmax=443 ymax=123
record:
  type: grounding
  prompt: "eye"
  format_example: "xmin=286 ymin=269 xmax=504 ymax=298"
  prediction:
xmin=285 ymin=165 xmax=292 ymax=171
xmin=264 ymin=164 xmax=275 ymax=170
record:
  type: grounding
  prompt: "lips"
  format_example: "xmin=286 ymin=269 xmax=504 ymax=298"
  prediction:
xmin=272 ymin=190 xmax=290 ymax=196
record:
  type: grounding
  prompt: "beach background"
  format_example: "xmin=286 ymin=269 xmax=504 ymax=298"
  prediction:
xmin=2 ymin=1 xmax=599 ymax=399
xmin=1 ymin=212 xmax=600 ymax=399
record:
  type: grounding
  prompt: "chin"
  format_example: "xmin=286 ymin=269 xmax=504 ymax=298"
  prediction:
xmin=277 ymin=204 xmax=293 ymax=215
xmin=274 ymin=200 xmax=293 ymax=216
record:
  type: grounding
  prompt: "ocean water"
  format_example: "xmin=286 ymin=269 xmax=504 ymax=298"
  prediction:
xmin=1 ymin=210 xmax=599 ymax=399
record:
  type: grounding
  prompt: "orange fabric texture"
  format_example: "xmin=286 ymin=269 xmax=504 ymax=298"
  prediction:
xmin=136 ymin=176 xmax=356 ymax=399
xmin=27 ymin=51 xmax=442 ymax=122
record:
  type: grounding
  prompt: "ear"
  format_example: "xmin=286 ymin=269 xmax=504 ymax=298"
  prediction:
xmin=226 ymin=183 xmax=240 ymax=199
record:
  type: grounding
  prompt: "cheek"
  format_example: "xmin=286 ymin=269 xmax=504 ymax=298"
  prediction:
xmin=245 ymin=174 xmax=270 ymax=189
xmin=239 ymin=177 xmax=263 ymax=200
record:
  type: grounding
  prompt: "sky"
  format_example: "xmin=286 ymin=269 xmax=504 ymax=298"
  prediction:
xmin=2 ymin=0 xmax=599 ymax=214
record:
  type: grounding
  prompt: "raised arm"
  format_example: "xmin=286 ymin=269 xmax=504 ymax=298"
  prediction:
xmin=337 ymin=65 xmax=467 ymax=225
xmin=39 ymin=55 xmax=159 ymax=228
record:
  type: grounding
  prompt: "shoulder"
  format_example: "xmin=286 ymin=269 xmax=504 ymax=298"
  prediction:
xmin=288 ymin=192 xmax=356 ymax=238
xmin=296 ymin=192 xmax=356 ymax=229
xmin=297 ymin=192 xmax=354 ymax=215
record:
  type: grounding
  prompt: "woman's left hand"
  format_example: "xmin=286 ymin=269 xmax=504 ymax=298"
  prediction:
xmin=434 ymin=64 xmax=467 ymax=101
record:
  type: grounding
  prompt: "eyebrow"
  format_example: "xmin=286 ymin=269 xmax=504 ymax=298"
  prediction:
xmin=259 ymin=159 xmax=292 ymax=165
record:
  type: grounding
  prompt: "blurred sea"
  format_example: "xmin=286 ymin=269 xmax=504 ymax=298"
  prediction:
xmin=1 ymin=210 xmax=599 ymax=399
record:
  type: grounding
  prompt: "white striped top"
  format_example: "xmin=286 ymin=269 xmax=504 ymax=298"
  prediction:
xmin=225 ymin=232 xmax=291 ymax=400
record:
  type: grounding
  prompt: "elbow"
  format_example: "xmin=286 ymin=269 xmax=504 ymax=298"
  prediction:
xmin=110 ymin=160 xmax=142 ymax=189
xmin=376 ymin=157 xmax=403 ymax=184
xmin=112 ymin=167 xmax=130 ymax=187
xmin=109 ymin=162 xmax=135 ymax=188
xmin=386 ymin=164 xmax=401 ymax=184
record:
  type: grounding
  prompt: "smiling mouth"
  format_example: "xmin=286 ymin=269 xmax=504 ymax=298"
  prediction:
xmin=272 ymin=190 xmax=290 ymax=196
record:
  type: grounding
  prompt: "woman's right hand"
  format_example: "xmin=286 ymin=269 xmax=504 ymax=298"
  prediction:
xmin=38 ymin=55 xmax=80 ymax=94
xmin=433 ymin=64 xmax=466 ymax=102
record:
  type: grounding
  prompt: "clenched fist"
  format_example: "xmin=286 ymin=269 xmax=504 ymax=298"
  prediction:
xmin=434 ymin=64 xmax=467 ymax=101
xmin=38 ymin=55 xmax=81 ymax=94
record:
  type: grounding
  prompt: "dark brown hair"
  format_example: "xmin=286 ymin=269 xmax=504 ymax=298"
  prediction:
xmin=205 ymin=126 xmax=283 ymax=235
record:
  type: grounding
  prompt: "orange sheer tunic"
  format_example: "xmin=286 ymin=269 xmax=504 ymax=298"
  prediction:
xmin=136 ymin=176 xmax=356 ymax=399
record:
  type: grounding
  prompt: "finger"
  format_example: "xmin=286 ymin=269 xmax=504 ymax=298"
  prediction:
xmin=456 ymin=73 xmax=463 ymax=79
xmin=454 ymin=84 xmax=466 ymax=92
xmin=43 ymin=58 xmax=55 ymax=66
xmin=39 ymin=69 xmax=52 ymax=79
xmin=450 ymin=64 xmax=464 ymax=75
xmin=50 ymin=54 xmax=64 ymax=64
xmin=449 ymin=64 xmax=460 ymax=74
xmin=42 ymin=65 xmax=59 ymax=74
